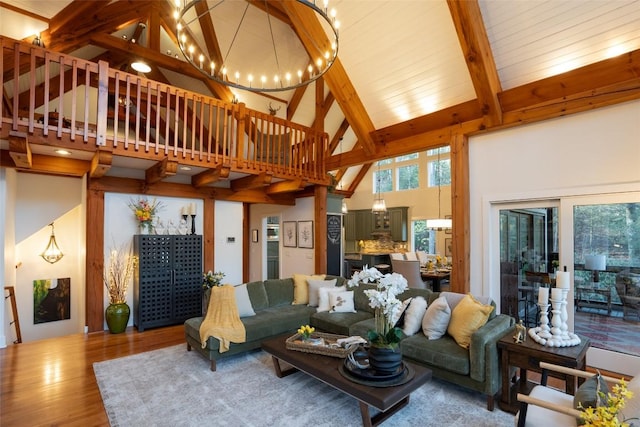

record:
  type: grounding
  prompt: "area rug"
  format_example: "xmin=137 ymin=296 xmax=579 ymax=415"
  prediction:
xmin=93 ymin=345 xmax=513 ymax=427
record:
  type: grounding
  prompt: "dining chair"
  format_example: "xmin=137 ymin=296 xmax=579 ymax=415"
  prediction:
xmin=390 ymin=253 xmax=405 ymax=261
xmin=391 ymin=259 xmax=427 ymax=289
xmin=404 ymin=251 xmax=418 ymax=261
xmin=416 ymin=250 xmax=429 ymax=265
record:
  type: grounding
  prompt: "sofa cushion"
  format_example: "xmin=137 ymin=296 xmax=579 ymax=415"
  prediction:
xmin=234 ymin=284 xmax=256 ymax=317
xmin=307 ymin=279 xmax=338 ymax=307
xmin=401 ymin=333 xmax=470 ymax=376
xmin=292 ymin=273 xmax=325 ymax=305
xmin=329 ymin=290 xmax=356 ymax=313
xmin=422 ymin=295 xmax=451 ymax=340
xmin=402 ymin=296 xmax=427 ymax=336
xmin=317 ymin=286 xmax=346 ymax=312
xmin=350 ymin=283 xmax=378 ymax=314
xmin=264 ymin=278 xmax=294 ymax=307
xmin=447 ymin=294 xmax=494 ymax=349
xmin=311 ymin=310 xmax=373 ymax=336
xmin=246 ymin=281 xmax=269 ymax=311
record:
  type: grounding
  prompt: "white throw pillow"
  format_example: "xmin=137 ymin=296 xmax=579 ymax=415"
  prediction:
xmin=391 ymin=298 xmax=413 ymax=327
xmin=307 ymin=279 xmax=338 ymax=307
xmin=401 ymin=296 xmax=427 ymax=336
xmin=422 ymin=295 xmax=451 ymax=340
xmin=234 ymin=283 xmax=256 ymax=318
xmin=317 ymin=286 xmax=346 ymax=313
xmin=329 ymin=290 xmax=356 ymax=313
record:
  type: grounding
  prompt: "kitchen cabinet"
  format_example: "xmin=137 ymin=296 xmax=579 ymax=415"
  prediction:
xmin=389 ymin=207 xmax=408 ymax=241
xmin=133 ymin=235 xmax=202 ymax=331
xmin=344 ymin=207 xmax=408 ymax=242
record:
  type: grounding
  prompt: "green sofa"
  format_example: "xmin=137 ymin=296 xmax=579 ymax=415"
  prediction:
xmin=184 ymin=277 xmax=514 ymax=411
xmin=311 ymin=284 xmax=514 ymax=411
xmin=184 ymin=276 xmax=346 ymax=372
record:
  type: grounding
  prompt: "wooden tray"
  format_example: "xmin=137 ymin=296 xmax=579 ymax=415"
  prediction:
xmin=285 ymin=332 xmax=357 ymax=358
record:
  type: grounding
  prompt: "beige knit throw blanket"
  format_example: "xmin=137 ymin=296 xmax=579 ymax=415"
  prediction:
xmin=199 ymin=285 xmax=246 ymax=352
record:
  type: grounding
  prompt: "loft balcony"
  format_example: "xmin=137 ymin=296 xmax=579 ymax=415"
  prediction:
xmin=0 ymin=37 xmax=330 ymax=202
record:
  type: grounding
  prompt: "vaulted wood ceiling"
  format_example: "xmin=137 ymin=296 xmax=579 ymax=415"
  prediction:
xmin=2 ymin=0 xmax=640 ymax=195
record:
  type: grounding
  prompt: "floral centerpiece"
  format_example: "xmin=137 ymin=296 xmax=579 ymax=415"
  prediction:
xmin=347 ymin=265 xmax=408 ymax=349
xmin=579 ymin=379 xmax=637 ymax=426
xmin=297 ymin=325 xmax=315 ymax=340
xmin=129 ymin=197 xmax=163 ymax=234
xmin=202 ymin=270 xmax=225 ymax=289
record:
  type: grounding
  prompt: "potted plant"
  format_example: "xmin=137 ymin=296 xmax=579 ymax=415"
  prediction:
xmin=348 ymin=265 xmax=408 ymax=374
xmin=103 ymin=242 xmax=136 ymax=333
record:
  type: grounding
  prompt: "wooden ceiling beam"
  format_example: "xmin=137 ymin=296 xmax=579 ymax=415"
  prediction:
xmin=328 ymin=119 xmax=350 ymax=155
xmin=265 ymin=179 xmax=305 ymax=194
xmin=194 ymin=0 xmax=223 ymax=66
xmin=447 ymin=0 xmax=502 ymax=127
xmin=89 ymin=149 xmax=112 ymax=178
xmin=191 ymin=165 xmax=231 ymax=188
xmin=48 ymin=0 xmax=112 ymax=36
xmin=8 ymin=132 xmax=32 ymax=168
xmin=230 ymin=172 xmax=273 ymax=191
xmin=145 ymin=158 xmax=177 ymax=185
xmin=500 ymin=48 xmax=640 ymax=112
xmin=347 ymin=164 xmax=371 ymax=194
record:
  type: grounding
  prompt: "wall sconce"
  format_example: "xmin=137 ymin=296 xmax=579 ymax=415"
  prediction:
xmin=41 ymin=222 xmax=64 ymax=264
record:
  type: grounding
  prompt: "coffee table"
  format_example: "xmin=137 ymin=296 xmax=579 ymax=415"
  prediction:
xmin=261 ymin=334 xmax=432 ymax=427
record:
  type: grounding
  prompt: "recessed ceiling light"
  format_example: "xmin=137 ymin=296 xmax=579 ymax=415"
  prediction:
xmin=180 ymin=166 xmax=192 ymax=171
xmin=131 ymin=61 xmax=151 ymax=73
xmin=55 ymin=149 xmax=71 ymax=155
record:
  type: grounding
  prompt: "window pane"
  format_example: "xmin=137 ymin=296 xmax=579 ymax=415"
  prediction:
xmin=412 ymin=220 xmax=434 ymax=252
xmin=396 ymin=153 xmax=418 ymax=162
xmin=373 ymin=169 xmax=393 ymax=193
xmin=427 ymin=146 xmax=450 ymax=156
xmin=428 ymin=159 xmax=451 ymax=187
xmin=398 ymin=164 xmax=419 ymax=190
xmin=377 ymin=159 xmax=393 ymax=166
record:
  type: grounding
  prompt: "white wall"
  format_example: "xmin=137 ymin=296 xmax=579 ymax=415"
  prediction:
xmin=469 ymin=100 xmax=640 ymax=303
xmin=1 ymin=168 xmax=17 ymax=347
xmin=213 ymin=200 xmax=244 ymax=285
xmin=249 ymin=196 xmax=317 ymax=281
xmin=11 ymin=173 xmax=85 ymax=343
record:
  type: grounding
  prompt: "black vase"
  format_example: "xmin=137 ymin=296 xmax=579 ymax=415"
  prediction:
xmin=368 ymin=345 xmax=402 ymax=375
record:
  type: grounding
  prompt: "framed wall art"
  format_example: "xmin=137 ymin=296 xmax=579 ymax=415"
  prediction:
xmin=445 ymin=238 xmax=452 ymax=257
xmin=282 ymin=221 xmax=297 ymax=247
xmin=297 ymin=220 xmax=314 ymax=249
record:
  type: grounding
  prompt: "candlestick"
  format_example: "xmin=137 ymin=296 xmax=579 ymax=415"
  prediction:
xmin=190 ymin=214 xmax=196 ymax=235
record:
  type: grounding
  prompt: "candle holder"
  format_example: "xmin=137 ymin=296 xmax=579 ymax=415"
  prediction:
xmin=190 ymin=214 xmax=196 ymax=235
xmin=530 ymin=288 xmax=580 ymax=347
xmin=528 ymin=302 xmax=552 ymax=345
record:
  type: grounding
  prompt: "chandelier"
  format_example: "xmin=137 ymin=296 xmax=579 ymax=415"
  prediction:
xmin=426 ymin=147 xmax=452 ymax=230
xmin=175 ymin=0 xmax=340 ymax=92
xmin=41 ymin=222 xmax=64 ymax=264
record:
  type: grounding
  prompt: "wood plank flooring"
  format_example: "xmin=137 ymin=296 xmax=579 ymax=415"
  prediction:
xmin=0 ymin=325 xmax=184 ymax=427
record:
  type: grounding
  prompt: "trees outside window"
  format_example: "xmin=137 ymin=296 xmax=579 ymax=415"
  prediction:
xmin=412 ymin=219 xmax=434 ymax=252
xmin=398 ymin=164 xmax=419 ymax=190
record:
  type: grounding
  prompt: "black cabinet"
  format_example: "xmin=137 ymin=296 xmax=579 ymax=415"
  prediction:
xmin=133 ymin=235 xmax=202 ymax=331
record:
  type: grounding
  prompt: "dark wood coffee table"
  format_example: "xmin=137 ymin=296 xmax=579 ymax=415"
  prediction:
xmin=261 ymin=334 xmax=432 ymax=427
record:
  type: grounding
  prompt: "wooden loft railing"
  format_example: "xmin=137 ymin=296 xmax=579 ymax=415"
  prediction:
xmin=0 ymin=37 xmax=329 ymax=185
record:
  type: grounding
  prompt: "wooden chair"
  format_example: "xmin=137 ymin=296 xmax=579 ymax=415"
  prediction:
xmin=391 ymin=259 xmax=427 ymax=289
xmin=515 ymin=362 xmax=638 ymax=427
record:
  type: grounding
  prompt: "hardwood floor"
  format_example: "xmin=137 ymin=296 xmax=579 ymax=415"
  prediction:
xmin=0 ymin=325 xmax=184 ymax=427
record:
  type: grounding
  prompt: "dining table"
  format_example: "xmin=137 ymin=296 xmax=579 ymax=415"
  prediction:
xmin=420 ymin=269 xmax=451 ymax=292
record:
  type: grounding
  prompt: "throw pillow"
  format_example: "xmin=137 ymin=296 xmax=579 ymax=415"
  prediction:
xmin=329 ymin=290 xmax=356 ymax=313
xmin=422 ymin=295 xmax=451 ymax=340
xmin=401 ymin=296 xmax=427 ymax=336
xmin=234 ymin=283 xmax=256 ymax=318
xmin=307 ymin=279 xmax=338 ymax=307
xmin=447 ymin=294 xmax=494 ymax=348
xmin=317 ymin=286 xmax=346 ymax=313
xmin=573 ymin=372 xmax=609 ymax=425
xmin=391 ymin=298 xmax=413 ymax=328
xmin=292 ymin=273 xmax=325 ymax=305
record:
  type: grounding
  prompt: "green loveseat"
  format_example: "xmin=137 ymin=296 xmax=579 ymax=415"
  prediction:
xmin=184 ymin=275 xmax=346 ymax=371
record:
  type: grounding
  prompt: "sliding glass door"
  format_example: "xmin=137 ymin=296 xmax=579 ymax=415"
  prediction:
xmin=560 ymin=193 xmax=640 ymax=375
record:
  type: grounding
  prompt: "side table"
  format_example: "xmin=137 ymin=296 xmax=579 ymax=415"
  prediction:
xmin=497 ymin=330 xmax=590 ymax=414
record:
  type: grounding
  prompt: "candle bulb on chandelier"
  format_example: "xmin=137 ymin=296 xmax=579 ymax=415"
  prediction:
xmin=198 ymin=54 xmax=204 ymax=69
xmin=297 ymin=70 xmax=303 ymax=84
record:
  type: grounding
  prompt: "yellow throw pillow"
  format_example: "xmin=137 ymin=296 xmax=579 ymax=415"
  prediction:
xmin=447 ymin=294 xmax=494 ymax=349
xmin=292 ymin=274 xmax=325 ymax=305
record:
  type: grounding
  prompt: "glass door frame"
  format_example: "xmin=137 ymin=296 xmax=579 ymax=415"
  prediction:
xmin=560 ymin=191 xmax=640 ymax=376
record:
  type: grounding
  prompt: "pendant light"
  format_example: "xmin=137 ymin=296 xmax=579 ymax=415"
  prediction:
xmin=372 ymin=162 xmax=387 ymax=213
xmin=41 ymin=222 xmax=64 ymax=264
xmin=426 ymin=147 xmax=451 ymax=230
xmin=339 ymin=137 xmax=348 ymax=214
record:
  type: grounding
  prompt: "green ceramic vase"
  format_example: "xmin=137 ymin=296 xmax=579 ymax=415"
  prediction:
xmin=105 ymin=302 xmax=130 ymax=334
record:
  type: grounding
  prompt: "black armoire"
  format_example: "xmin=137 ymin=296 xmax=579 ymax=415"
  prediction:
xmin=133 ymin=234 xmax=202 ymax=331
